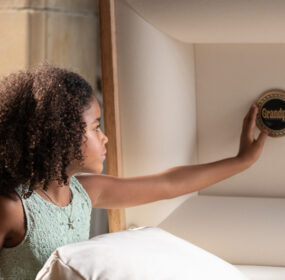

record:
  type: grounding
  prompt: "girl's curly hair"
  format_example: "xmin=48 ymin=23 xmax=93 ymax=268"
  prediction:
xmin=0 ymin=63 xmax=96 ymax=199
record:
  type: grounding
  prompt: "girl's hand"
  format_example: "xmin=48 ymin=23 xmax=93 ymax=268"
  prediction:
xmin=236 ymin=102 xmax=268 ymax=167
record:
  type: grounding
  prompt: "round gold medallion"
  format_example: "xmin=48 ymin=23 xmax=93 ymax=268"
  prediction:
xmin=256 ymin=89 xmax=285 ymax=137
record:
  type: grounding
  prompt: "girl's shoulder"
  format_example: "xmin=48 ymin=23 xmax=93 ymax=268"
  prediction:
xmin=0 ymin=194 xmax=25 ymax=250
xmin=0 ymin=193 xmax=21 ymax=220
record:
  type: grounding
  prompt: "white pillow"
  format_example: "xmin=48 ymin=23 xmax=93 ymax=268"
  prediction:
xmin=35 ymin=226 xmax=248 ymax=280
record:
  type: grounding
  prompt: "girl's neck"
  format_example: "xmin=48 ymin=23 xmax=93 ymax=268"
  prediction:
xmin=34 ymin=178 xmax=71 ymax=201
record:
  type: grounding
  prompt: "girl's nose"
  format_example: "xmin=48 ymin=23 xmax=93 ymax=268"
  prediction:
xmin=103 ymin=134 xmax=108 ymax=144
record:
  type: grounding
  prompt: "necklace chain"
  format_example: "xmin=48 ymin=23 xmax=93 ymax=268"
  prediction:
xmin=38 ymin=187 xmax=75 ymax=230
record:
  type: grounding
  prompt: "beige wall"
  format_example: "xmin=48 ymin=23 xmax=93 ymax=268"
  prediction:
xmin=123 ymin=0 xmax=285 ymax=44
xmin=0 ymin=0 xmax=97 ymax=89
xmin=196 ymin=44 xmax=285 ymax=197
xmin=115 ymin=0 xmax=198 ymax=229
xmin=0 ymin=10 xmax=28 ymax=76
xmin=112 ymin=0 xmax=285 ymax=266
xmin=115 ymin=0 xmax=285 ymax=228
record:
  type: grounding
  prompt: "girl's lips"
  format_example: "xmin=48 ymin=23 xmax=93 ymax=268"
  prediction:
xmin=101 ymin=149 xmax=107 ymax=159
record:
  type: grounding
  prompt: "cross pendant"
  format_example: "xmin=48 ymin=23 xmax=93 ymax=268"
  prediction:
xmin=68 ymin=218 xmax=74 ymax=230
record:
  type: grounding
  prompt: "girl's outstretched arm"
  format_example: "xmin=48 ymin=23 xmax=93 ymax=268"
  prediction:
xmin=77 ymin=103 xmax=268 ymax=208
xmin=163 ymin=103 xmax=268 ymax=198
xmin=155 ymin=102 xmax=268 ymax=199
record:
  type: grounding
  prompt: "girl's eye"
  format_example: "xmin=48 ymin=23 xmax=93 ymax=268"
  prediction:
xmin=94 ymin=125 xmax=101 ymax=132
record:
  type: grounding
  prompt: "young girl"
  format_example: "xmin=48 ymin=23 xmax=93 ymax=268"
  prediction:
xmin=0 ymin=63 xmax=268 ymax=279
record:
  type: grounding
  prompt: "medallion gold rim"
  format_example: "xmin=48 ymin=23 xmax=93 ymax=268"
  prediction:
xmin=256 ymin=89 xmax=285 ymax=137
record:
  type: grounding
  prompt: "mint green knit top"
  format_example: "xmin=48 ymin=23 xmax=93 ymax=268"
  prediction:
xmin=0 ymin=175 xmax=92 ymax=280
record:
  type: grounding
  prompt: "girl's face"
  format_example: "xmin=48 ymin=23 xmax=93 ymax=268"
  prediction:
xmin=77 ymin=98 xmax=108 ymax=174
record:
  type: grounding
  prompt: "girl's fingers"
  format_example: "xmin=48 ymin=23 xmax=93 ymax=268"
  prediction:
xmin=250 ymin=105 xmax=268 ymax=144
xmin=249 ymin=106 xmax=258 ymax=132
xmin=243 ymin=103 xmax=257 ymax=137
xmin=243 ymin=103 xmax=256 ymax=127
